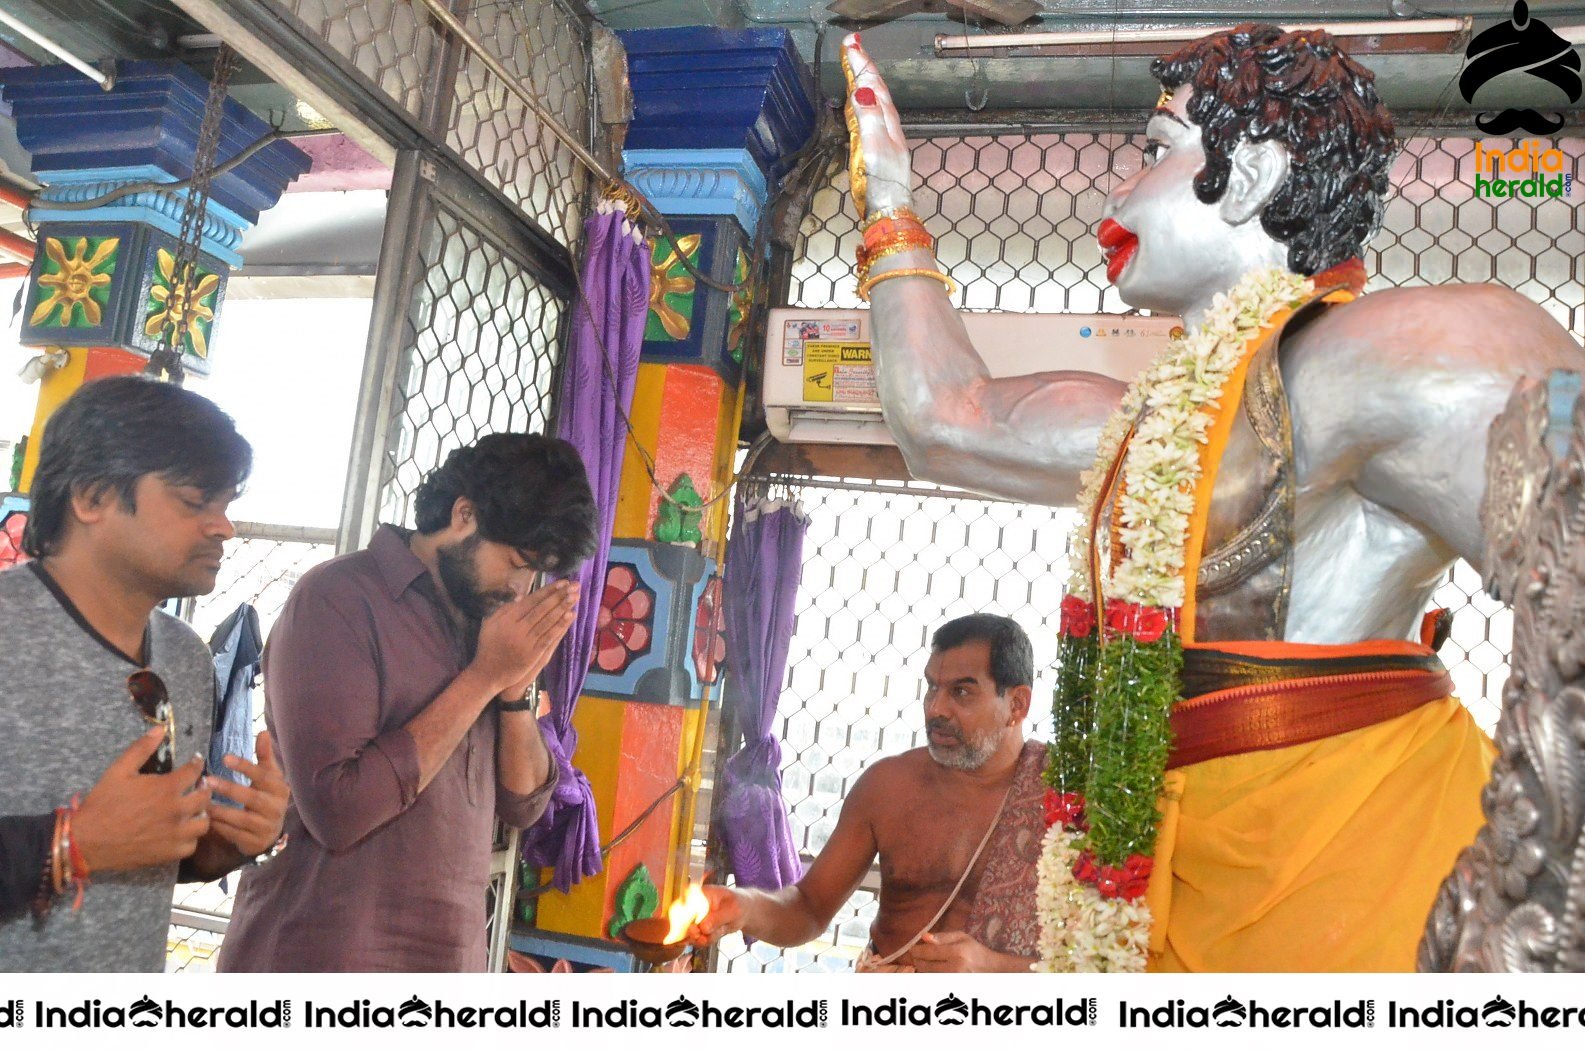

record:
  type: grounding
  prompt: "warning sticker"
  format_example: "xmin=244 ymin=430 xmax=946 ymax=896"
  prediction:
xmin=783 ymin=318 xmax=861 ymax=366
xmin=802 ymin=341 xmax=875 ymax=403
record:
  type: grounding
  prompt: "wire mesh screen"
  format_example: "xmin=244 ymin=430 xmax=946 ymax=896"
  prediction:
xmin=376 ymin=203 xmax=565 ymax=529
xmin=725 ymin=127 xmax=1580 ymax=973
xmin=447 ymin=0 xmax=592 ymax=248
xmin=274 ymin=0 xmax=438 ymax=120
xmin=166 ymin=525 xmax=338 ymax=972
xmin=1376 ymin=138 xmax=1584 ymax=338
xmin=791 ymin=133 xmax=1143 ymax=313
xmin=267 ymin=0 xmax=592 ymax=246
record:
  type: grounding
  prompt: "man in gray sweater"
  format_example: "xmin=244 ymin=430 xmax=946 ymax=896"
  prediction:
xmin=0 ymin=376 xmax=289 ymax=972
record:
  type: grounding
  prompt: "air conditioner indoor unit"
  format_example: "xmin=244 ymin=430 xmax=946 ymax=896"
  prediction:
xmin=763 ymin=307 xmax=1181 ymax=445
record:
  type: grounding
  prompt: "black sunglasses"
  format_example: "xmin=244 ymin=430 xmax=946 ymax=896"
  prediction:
xmin=127 ymin=669 xmax=174 ymax=775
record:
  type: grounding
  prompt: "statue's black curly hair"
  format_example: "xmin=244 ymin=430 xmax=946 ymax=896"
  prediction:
xmin=1151 ymin=24 xmax=1397 ymax=275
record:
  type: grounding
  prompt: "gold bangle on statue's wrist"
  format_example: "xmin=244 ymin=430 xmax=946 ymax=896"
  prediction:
xmin=855 ymin=236 xmax=936 ymax=283
xmin=856 ymin=242 xmax=935 ymax=285
xmin=857 ymin=267 xmax=957 ymax=303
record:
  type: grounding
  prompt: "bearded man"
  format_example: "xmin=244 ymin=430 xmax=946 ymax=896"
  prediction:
xmin=220 ymin=434 xmax=596 ymax=971
xmin=696 ymin=614 xmax=1047 ymax=972
xmin=839 ymin=25 xmax=1581 ymax=972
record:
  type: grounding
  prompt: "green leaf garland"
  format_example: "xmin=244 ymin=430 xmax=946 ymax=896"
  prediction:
xmin=1084 ymin=631 xmax=1181 ymax=864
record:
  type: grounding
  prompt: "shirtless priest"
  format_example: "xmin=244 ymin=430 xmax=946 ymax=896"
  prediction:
xmin=695 ymin=614 xmax=1046 ymax=972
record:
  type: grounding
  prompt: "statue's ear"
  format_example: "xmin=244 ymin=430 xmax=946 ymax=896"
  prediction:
xmin=1219 ymin=138 xmax=1289 ymax=226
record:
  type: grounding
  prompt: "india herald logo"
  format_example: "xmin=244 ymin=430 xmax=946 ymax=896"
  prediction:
xmin=665 ymin=996 xmax=700 ymax=1027
xmin=397 ymin=996 xmax=432 ymax=1027
xmin=1482 ymin=995 xmax=1518 ymax=1026
xmin=1212 ymin=997 xmax=1247 ymax=1027
xmin=128 ymin=996 xmax=161 ymax=1028
xmin=1461 ymin=0 xmax=1583 ymax=135
xmin=934 ymin=994 xmax=969 ymax=1025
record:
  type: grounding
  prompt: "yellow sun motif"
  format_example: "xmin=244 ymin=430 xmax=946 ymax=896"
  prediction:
xmin=30 ymin=237 xmax=118 ymax=328
xmin=726 ymin=249 xmax=752 ymax=357
xmin=648 ymin=233 xmax=701 ymax=341
xmin=144 ymin=248 xmax=220 ymax=359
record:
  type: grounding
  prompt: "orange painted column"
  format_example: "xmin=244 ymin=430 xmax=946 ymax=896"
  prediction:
xmin=528 ymin=259 xmax=746 ymax=958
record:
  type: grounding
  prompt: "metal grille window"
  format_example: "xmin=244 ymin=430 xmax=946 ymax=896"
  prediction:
xmin=792 ymin=133 xmax=1144 ymax=314
xmin=792 ymin=133 xmax=1584 ymax=336
xmin=377 ymin=202 xmax=565 ymax=529
xmin=447 ymin=0 xmax=592 ymax=248
xmin=248 ymin=0 xmax=592 ymax=246
xmin=277 ymin=0 xmax=437 ymax=120
xmin=721 ymin=128 xmax=1583 ymax=973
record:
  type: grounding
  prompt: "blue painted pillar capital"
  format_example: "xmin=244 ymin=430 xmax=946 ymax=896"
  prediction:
xmin=0 ymin=61 xmax=309 ymax=374
xmin=0 ymin=61 xmax=310 ymax=264
xmin=619 ymin=26 xmax=816 ymax=378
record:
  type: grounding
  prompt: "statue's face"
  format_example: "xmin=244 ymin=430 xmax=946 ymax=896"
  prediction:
xmin=1100 ymin=85 xmax=1282 ymax=316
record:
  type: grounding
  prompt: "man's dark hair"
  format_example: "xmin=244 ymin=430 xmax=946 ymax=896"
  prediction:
xmin=24 ymin=375 xmax=252 ymax=559
xmin=1151 ymin=24 xmax=1397 ymax=275
xmin=930 ymin=614 xmax=1034 ymax=694
xmin=412 ymin=433 xmax=597 ymax=574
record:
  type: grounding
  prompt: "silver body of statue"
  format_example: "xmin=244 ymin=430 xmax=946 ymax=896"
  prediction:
xmin=843 ymin=37 xmax=1581 ymax=645
xmin=1420 ymin=372 xmax=1585 ymax=971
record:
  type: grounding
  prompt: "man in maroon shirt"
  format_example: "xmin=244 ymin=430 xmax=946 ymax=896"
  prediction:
xmin=219 ymin=434 xmax=597 ymax=971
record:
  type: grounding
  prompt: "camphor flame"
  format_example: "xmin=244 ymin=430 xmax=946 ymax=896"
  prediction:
xmin=662 ymin=884 xmax=710 ymax=944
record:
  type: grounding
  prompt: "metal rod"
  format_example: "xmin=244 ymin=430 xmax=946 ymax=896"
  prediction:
xmin=230 ymin=521 xmax=338 ymax=545
xmin=0 ymin=10 xmax=112 ymax=89
xmin=0 ymin=184 xmax=32 ymax=212
xmin=415 ymin=0 xmax=616 ymax=186
xmin=936 ymin=17 xmax=1470 ymax=54
xmin=0 ymin=228 xmax=36 ymax=264
xmin=169 ymin=905 xmax=230 ymax=935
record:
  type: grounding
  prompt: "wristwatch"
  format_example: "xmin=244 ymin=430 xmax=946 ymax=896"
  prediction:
xmin=497 ymin=687 xmax=537 ymax=713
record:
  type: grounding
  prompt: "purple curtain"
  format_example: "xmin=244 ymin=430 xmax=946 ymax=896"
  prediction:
xmin=718 ymin=496 xmax=807 ymax=889
xmin=521 ymin=200 xmax=647 ymax=891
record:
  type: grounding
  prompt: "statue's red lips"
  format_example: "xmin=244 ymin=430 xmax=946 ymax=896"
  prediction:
xmin=1097 ymin=218 xmax=1138 ymax=284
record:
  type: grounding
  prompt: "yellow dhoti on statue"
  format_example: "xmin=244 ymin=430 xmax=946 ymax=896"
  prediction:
xmin=1147 ymin=692 xmax=1492 ymax=972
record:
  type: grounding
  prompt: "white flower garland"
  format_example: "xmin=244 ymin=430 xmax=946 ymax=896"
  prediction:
xmin=1035 ymin=823 xmax=1151 ymax=972
xmin=1065 ymin=267 xmax=1313 ymax=606
xmin=1040 ymin=265 xmax=1314 ymax=974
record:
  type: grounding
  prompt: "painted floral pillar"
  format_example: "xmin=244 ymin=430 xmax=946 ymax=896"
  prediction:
xmin=520 ymin=27 xmax=813 ymax=968
xmin=0 ymin=61 xmax=308 ymax=504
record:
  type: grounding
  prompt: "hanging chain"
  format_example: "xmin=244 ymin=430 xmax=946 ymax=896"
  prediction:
xmin=146 ymin=44 xmax=240 ymax=384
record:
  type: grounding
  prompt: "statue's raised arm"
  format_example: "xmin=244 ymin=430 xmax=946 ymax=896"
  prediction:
xmin=841 ymin=34 xmax=1125 ymax=507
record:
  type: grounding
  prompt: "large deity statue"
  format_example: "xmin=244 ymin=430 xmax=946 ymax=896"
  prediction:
xmin=843 ymin=25 xmax=1582 ymax=971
